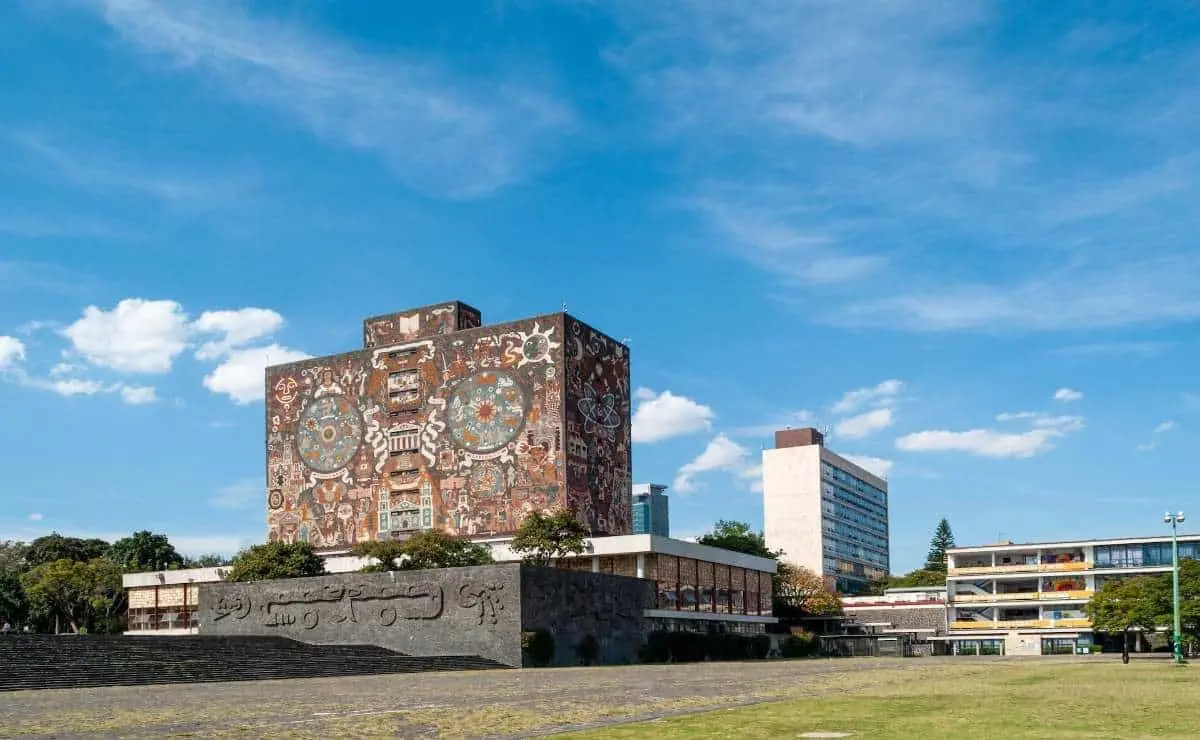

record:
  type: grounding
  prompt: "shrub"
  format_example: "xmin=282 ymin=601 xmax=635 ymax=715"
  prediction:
xmin=668 ymin=631 xmax=709 ymax=663
xmin=521 ymin=629 xmax=556 ymax=667
xmin=639 ymin=631 xmax=672 ymax=663
xmin=780 ymin=633 xmax=815 ymax=659
xmin=749 ymin=634 xmax=771 ymax=659
xmin=576 ymin=634 xmax=600 ymax=666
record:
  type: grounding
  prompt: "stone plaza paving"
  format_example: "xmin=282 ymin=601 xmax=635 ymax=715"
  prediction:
xmin=0 ymin=656 xmax=1063 ymax=739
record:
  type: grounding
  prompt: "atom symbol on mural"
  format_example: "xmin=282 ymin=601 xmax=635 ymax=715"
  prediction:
xmin=577 ymin=384 xmax=621 ymax=430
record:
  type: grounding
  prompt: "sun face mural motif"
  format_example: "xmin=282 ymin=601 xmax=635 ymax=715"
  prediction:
xmin=296 ymin=395 xmax=365 ymax=474
xmin=447 ymin=371 xmax=527 ymax=454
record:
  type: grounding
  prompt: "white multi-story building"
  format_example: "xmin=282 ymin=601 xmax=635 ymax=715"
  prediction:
xmin=762 ymin=427 xmax=889 ymax=594
xmin=944 ymin=534 xmax=1200 ymax=655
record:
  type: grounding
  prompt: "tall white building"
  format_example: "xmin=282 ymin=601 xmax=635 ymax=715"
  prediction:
xmin=762 ymin=427 xmax=889 ymax=594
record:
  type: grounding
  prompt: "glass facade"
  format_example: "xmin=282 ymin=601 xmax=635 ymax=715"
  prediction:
xmin=631 ymin=488 xmax=670 ymax=537
xmin=821 ymin=461 xmax=889 ymax=593
xmin=1094 ymin=542 xmax=1199 ymax=568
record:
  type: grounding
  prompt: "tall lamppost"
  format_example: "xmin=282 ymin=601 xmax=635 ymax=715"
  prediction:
xmin=1164 ymin=511 xmax=1186 ymax=665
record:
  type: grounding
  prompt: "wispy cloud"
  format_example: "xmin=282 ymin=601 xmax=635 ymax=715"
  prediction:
xmin=10 ymin=131 xmax=253 ymax=210
xmin=606 ymin=2 xmax=1200 ymax=333
xmin=84 ymin=0 xmax=574 ymax=199
xmin=1136 ymin=420 xmax=1177 ymax=452
xmin=1048 ymin=341 xmax=1176 ymax=359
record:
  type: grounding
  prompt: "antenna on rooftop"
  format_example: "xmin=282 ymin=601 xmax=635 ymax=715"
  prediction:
xmin=561 ymin=300 xmax=568 ymax=312
xmin=819 ymin=424 xmax=832 ymax=436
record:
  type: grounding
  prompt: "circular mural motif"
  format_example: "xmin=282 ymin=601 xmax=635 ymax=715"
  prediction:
xmin=447 ymin=371 xmax=527 ymax=454
xmin=469 ymin=462 xmax=506 ymax=498
xmin=522 ymin=335 xmax=549 ymax=363
xmin=296 ymin=395 xmax=364 ymax=473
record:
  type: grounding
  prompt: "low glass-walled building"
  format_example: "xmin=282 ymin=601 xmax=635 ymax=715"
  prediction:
xmin=943 ymin=534 xmax=1200 ymax=655
xmin=123 ymin=534 xmax=778 ymax=636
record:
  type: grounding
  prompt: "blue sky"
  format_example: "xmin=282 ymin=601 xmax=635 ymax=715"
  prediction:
xmin=1 ymin=1 xmax=1198 ymax=572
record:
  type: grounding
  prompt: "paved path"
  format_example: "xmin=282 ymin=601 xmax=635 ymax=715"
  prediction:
xmin=0 ymin=656 xmax=1086 ymax=739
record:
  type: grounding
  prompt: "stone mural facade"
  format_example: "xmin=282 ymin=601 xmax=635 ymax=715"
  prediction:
xmin=197 ymin=565 xmax=656 ymax=667
xmin=265 ymin=302 xmax=631 ymax=550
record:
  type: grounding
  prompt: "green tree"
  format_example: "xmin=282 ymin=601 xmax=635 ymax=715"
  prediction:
xmin=25 ymin=534 xmax=110 ymax=567
xmin=0 ymin=541 xmax=29 ymax=628
xmin=106 ymin=531 xmax=184 ymax=573
xmin=697 ymin=520 xmax=779 ymax=559
xmin=20 ymin=558 xmax=125 ymax=634
xmin=225 ymin=542 xmax=326 ymax=583
xmin=776 ymin=562 xmax=842 ymax=616
xmin=1087 ymin=575 xmax=1169 ymax=635
xmin=925 ymin=518 xmax=955 ymax=572
xmin=511 ymin=511 xmax=589 ymax=567
xmin=353 ymin=532 xmax=494 ymax=572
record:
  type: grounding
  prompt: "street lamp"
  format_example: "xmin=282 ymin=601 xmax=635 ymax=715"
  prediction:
xmin=1163 ymin=511 xmax=1186 ymax=665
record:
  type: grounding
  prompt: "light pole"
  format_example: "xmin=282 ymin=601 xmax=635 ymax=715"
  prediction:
xmin=1163 ymin=511 xmax=1186 ymax=665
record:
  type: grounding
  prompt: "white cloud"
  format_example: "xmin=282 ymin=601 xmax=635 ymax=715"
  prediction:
xmin=62 ymin=298 xmax=190 ymax=373
xmin=210 ymin=479 xmax=262 ymax=509
xmin=203 ymin=344 xmax=311 ymax=404
xmin=1137 ymin=420 xmax=1178 ymax=452
xmin=119 ymin=385 xmax=158 ymax=405
xmin=996 ymin=411 xmax=1040 ymax=422
xmin=193 ymin=308 xmax=285 ymax=361
xmin=834 ymin=408 xmax=894 ymax=439
xmin=88 ymin=0 xmax=573 ymax=199
xmin=631 ymin=388 xmax=714 ymax=443
xmin=896 ymin=428 xmax=1063 ymax=459
xmin=0 ymin=336 xmax=25 ymax=369
xmin=27 ymin=513 xmax=43 ymax=522
xmin=842 ymin=454 xmax=894 ymax=479
xmin=47 ymin=378 xmax=109 ymax=396
xmin=1053 ymin=387 xmax=1083 ymax=403
xmin=831 ymin=379 xmax=904 ymax=414
xmin=673 ymin=434 xmax=751 ymax=492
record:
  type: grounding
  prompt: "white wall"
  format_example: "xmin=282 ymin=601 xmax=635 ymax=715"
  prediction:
xmin=762 ymin=444 xmax=823 ymax=574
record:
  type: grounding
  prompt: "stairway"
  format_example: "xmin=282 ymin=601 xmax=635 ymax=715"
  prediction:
xmin=0 ymin=635 xmax=506 ymax=692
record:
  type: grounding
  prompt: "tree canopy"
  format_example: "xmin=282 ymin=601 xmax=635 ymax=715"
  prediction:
xmin=1087 ymin=559 xmax=1200 ymax=642
xmin=510 ymin=511 xmax=589 ymax=567
xmin=19 ymin=558 xmax=125 ymax=634
xmin=925 ymin=518 xmax=955 ymax=571
xmin=25 ymin=534 xmax=109 ymax=568
xmin=352 ymin=532 xmax=494 ymax=572
xmin=107 ymin=531 xmax=184 ymax=573
xmin=225 ymin=542 xmax=326 ymax=583
xmin=696 ymin=520 xmax=779 ymax=559
xmin=775 ymin=562 xmax=842 ymax=616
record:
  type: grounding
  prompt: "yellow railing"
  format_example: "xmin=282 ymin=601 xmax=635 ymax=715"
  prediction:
xmin=1054 ymin=618 xmax=1092 ymax=628
xmin=949 ymin=562 xmax=1091 ymax=576
xmin=951 ymin=618 xmax=1091 ymax=630
xmin=1040 ymin=590 xmax=1093 ymax=600
xmin=1039 ymin=562 xmax=1089 ymax=573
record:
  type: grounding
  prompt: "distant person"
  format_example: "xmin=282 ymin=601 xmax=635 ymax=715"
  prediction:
xmin=1 ymin=622 xmax=10 ymax=635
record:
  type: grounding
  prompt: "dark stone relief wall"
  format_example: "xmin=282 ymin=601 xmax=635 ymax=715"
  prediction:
xmin=847 ymin=607 xmax=948 ymax=635
xmin=519 ymin=565 xmax=654 ymax=666
xmin=563 ymin=316 xmax=632 ymax=536
xmin=197 ymin=565 xmax=523 ymax=666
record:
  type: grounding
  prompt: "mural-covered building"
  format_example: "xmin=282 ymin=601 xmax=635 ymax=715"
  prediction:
xmin=265 ymin=301 xmax=632 ymax=550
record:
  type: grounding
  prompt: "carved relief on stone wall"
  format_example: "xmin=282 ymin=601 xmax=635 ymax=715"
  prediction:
xmin=458 ymin=581 xmax=505 ymax=625
xmin=212 ymin=581 xmax=445 ymax=631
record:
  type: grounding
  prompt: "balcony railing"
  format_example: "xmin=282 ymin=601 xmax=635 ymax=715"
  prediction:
xmin=950 ymin=618 xmax=1092 ymax=631
xmin=1040 ymin=590 xmax=1093 ymax=600
xmin=949 ymin=562 xmax=1091 ymax=576
xmin=951 ymin=590 xmax=1094 ymax=604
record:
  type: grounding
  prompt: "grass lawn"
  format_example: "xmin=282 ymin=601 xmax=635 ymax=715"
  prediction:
xmin=562 ymin=660 xmax=1196 ymax=740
